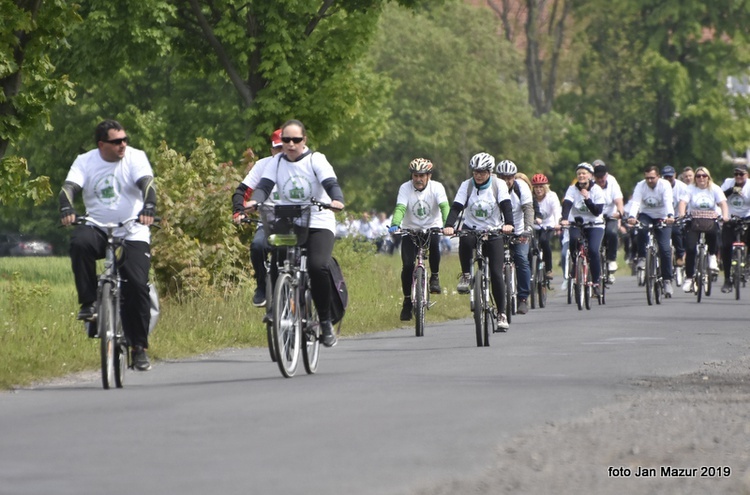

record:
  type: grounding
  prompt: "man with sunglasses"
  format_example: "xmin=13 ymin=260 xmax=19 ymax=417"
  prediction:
xmin=719 ymin=164 xmax=750 ymax=292
xmin=59 ymin=120 xmax=157 ymax=371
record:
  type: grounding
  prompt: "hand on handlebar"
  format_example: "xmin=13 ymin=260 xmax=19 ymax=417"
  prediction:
xmin=501 ymin=224 xmax=514 ymax=235
xmin=443 ymin=226 xmax=455 ymax=236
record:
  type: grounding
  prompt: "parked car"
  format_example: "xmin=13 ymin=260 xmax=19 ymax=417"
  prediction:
xmin=0 ymin=233 xmax=54 ymax=257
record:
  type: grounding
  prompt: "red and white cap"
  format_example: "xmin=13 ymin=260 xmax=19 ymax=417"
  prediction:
xmin=271 ymin=128 xmax=283 ymax=148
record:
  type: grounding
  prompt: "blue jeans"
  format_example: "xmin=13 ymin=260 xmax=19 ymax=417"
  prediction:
xmin=568 ymin=226 xmax=604 ymax=284
xmin=512 ymin=241 xmax=531 ymax=300
xmin=250 ymin=226 xmax=269 ymax=288
xmin=636 ymin=214 xmax=673 ymax=281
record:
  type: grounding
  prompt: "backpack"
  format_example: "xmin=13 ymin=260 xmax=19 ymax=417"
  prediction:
xmin=328 ymin=256 xmax=348 ymax=328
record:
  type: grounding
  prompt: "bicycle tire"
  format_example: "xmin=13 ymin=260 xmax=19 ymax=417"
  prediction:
xmin=575 ymin=256 xmax=584 ymax=311
xmin=538 ymin=262 xmax=547 ymax=309
xmin=695 ymin=248 xmax=704 ymax=303
xmin=301 ymin=287 xmax=320 ymax=375
xmin=473 ymin=263 xmax=485 ymax=347
xmin=504 ymin=264 xmax=514 ymax=324
xmin=704 ymin=251 xmax=713 ymax=297
xmin=529 ymin=253 xmax=537 ymax=310
xmin=272 ymin=272 xmax=300 ymax=378
xmin=265 ymin=274 xmax=276 ymax=362
xmin=674 ymin=264 xmax=685 ymax=287
xmin=414 ymin=266 xmax=426 ymax=337
xmin=646 ymin=249 xmax=655 ymax=306
xmin=98 ymin=282 xmax=116 ymax=390
xmin=114 ymin=317 xmax=126 ymax=389
xmin=733 ymin=246 xmax=743 ymax=300
xmin=483 ymin=303 xmax=492 ymax=347
xmin=584 ymin=261 xmax=591 ymax=311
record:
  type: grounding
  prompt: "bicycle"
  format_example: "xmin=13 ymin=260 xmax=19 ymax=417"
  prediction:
xmin=399 ymin=228 xmax=442 ymax=337
xmin=635 ymin=220 xmax=669 ymax=306
xmin=564 ymin=219 xmax=601 ymax=311
xmin=73 ymin=216 xmax=158 ymax=389
xmin=501 ymin=233 xmax=521 ymax=322
xmin=727 ymin=216 xmax=750 ymax=300
xmin=597 ymin=242 xmax=611 ymax=306
xmin=683 ymin=215 xmax=718 ymax=303
xmin=455 ymin=229 xmax=503 ymax=347
xmin=259 ymin=200 xmax=334 ymax=378
xmin=529 ymin=228 xmax=551 ymax=309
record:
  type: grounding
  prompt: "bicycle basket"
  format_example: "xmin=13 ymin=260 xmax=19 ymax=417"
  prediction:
xmin=259 ymin=204 xmax=312 ymax=246
xmin=689 ymin=210 xmax=718 ymax=233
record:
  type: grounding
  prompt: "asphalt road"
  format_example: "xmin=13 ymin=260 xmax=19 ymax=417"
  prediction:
xmin=2 ymin=274 xmax=748 ymax=495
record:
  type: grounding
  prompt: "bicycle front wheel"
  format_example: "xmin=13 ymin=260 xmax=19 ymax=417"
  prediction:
xmin=695 ymin=249 xmax=704 ymax=303
xmin=413 ymin=266 xmax=426 ymax=337
xmin=645 ymin=250 xmax=655 ymax=306
xmin=732 ymin=246 xmax=744 ymax=299
xmin=272 ymin=273 xmax=301 ymax=378
xmin=98 ymin=282 xmax=116 ymax=390
xmin=575 ymin=257 xmax=584 ymax=311
xmin=529 ymin=253 xmax=537 ymax=310
xmin=473 ymin=265 xmax=485 ymax=347
xmin=113 ymin=316 xmax=127 ymax=388
xmin=301 ymin=287 xmax=320 ymax=375
xmin=504 ymin=264 xmax=515 ymax=323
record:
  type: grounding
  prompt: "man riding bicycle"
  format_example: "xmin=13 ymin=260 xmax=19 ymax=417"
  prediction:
xmin=443 ymin=152 xmax=514 ymax=330
xmin=719 ymin=164 xmax=750 ymax=293
xmin=592 ymin=160 xmax=625 ymax=278
xmin=626 ymin=165 xmax=676 ymax=296
xmin=388 ymin=158 xmax=450 ymax=321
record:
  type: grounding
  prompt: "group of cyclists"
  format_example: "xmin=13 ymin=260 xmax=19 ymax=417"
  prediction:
xmin=387 ymin=152 xmax=750 ymax=330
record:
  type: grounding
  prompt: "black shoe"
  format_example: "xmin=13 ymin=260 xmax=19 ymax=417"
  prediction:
xmin=320 ymin=320 xmax=337 ymax=347
xmin=252 ymin=287 xmax=267 ymax=307
xmin=86 ymin=321 xmax=98 ymax=338
xmin=429 ymin=274 xmax=441 ymax=294
xmin=400 ymin=298 xmax=413 ymax=321
xmin=517 ymin=298 xmax=528 ymax=315
xmin=721 ymin=281 xmax=733 ymax=293
xmin=131 ymin=346 xmax=152 ymax=371
xmin=77 ymin=303 xmax=96 ymax=321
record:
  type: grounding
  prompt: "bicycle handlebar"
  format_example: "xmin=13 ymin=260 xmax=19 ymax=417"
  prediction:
xmin=72 ymin=215 xmax=161 ymax=229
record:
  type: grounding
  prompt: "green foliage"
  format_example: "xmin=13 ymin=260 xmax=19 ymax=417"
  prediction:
xmin=150 ymin=138 xmax=252 ymax=299
xmin=0 ymin=156 xmax=52 ymax=205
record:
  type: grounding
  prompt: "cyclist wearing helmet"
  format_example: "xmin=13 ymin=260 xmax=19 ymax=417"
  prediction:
xmin=496 ymin=159 xmax=534 ymax=315
xmin=719 ymin=164 xmax=750 ymax=293
xmin=531 ymin=173 xmax=561 ymax=280
xmin=388 ymin=158 xmax=450 ymax=321
xmin=443 ymin=152 xmax=514 ymax=330
xmin=660 ymin=165 xmax=688 ymax=268
xmin=560 ymin=162 xmax=606 ymax=297
xmin=592 ymin=160 xmax=625 ymax=276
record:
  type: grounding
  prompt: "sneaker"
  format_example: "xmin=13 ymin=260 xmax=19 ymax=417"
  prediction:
xmin=663 ymin=280 xmax=674 ymax=296
xmin=682 ymin=279 xmax=694 ymax=293
xmin=497 ymin=313 xmax=509 ymax=331
xmin=721 ymin=280 xmax=733 ymax=293
xmin=517 ymin=298 xmax=528 ymax=315
xmin=429 ymin=273 xmax=441 ymax=294
xmin=545 ymin=271 xmax=554 ymax=281
xmin=675 ymin=256 xmax=685 ymax=267
xmin=636 ymin=258 xmax=646 ymax=270
xmin=320 ymin=320 xmax=337 ymax=347
xmin=592 ymin=284 xmax=601 ymax=298
xmin=400 ymin=298 xmax=413 ymax=321
xmin=77 ymin=303 xmax=96 ymax=321
xmin=607 ymin=260 xmax=618 ymax=272
xmin=131 ymin=346 xmax=152 ymax=371
xmin=560 ymin=279 xmax=569 ymax=291
xmin=708 ymin=255 xmax=719 ymax=272
xmin=457 ymin=273 xmax=471 ymax=294
xmin=252 ymin=287 xmax=266 ymax=307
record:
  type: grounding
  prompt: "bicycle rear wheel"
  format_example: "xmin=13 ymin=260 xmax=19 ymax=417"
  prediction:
xmin=98 ymin=283 xmax=116 ymax=390
xmin=704 ymin=252 xmax=712 ymax=297
xmin=473 ymin=265 xmax=485 ymax=347
xmin=504 ymin=264 xmax=514 ymax=324
xmin=538 ymin=263 xmax=548 ymax=309
xmin=584 ymin=263 xmax=592 ymax=311
xmin=529 ymin=253 xmax=538 ymax=310
xmin=575 ymin=256 xmax=584 ymax=311
xmin=732 ymin=246 xmax=744 ymax=300
xmin=301 ymin=287 xmax=320 ymax=375
xmin=114 ymin=317 xmax=127 ymax=388
xmin=265 ymin=275 xmax=276 ymax=362
xmin=272 ymin=273 xmax=301 ymax=378
xmin=695 ymin=250 xmax=704 ymax=303
xmin=413 ymin=266 xmax=426 ymax=337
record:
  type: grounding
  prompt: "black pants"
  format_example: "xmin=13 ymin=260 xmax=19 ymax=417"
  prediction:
xmin=458 ymin=233 xmax=506 ymax=313
xmin=536 ymin=228 xmax=555 ymax=274
xmin=400 ymin=232 xmax=441 ymax=297
xmin=270 ymin=228 xmax=335 ymax=321
xmin=70 ymin=226 xmax=151 ymax=349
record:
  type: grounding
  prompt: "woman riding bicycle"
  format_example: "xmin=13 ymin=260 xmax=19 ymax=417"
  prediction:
xmin=443 ymin=152 xmax=515 ymax=329
xmin=531 ymin=173 xmax=561 ymax=281
xmin=243 ymin=119 xmax=345 ymax=347
xmin=560 ymin=162 xmax=606 ymax=297
xmin=387 ymin=158 xmax=450 ymax=321
xmin=677 ymin=166 xmax=729 ymax=293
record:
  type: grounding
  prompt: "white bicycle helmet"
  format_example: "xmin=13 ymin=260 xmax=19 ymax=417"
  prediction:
xmin=469 ymin=152 xmax=495 ymax=172
xmin=409 ymin=157 xmax=433 ymax=174
xmin=496 ymin=159 xmax=518 ymax=176
xmin=576 ymin=162 xmax=594 ymax=174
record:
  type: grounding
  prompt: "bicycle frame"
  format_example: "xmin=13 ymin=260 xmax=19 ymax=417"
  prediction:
xmin=564 ymin=220 xmax=599 ymax=311
xmin=401 ymin=228 xmax=440 ymax=338
xmin=501 ymin=234 xmax=519 ymax=322
xmin=728 ymin=217 xmax=750 ymax=300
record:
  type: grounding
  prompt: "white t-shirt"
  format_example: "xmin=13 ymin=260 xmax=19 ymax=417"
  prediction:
xmin=507 ymin=179 xmax=533 ymax=235
xmin=65 ymin=147 xmax=153 ymax=242
xmin=719 ymin=178 xmax=750 ymax=218
xmin=395 ymin=180 xmax=448 ymax=230
xmin=260 ymin=149 xmax=338 ymax=233
xmin=597 ymin=175 xmax=623 ymax=218
xmin=629 ymin=178 xmax=674 ymax=219
xmin=682 ymin=183 xmax=726 ymax=215
xmin=563 ymin=183 xmax=606 ymax=226
xmin=453 ymin=177 xmax=511 ymax=230
xmin=241 ymin=155 xmax=279 ymax=204
xmin=670 ymin=179 xmax=689 ymax=209
xmin=535 ymin=191 xmax=562 ymax=230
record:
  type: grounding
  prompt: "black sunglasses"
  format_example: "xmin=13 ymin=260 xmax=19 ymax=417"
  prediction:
xmin=695 ymin=174 xmax=708 ymax=178
xmin=734 ymin=171 xmax=747 ymax=176
xmin=281 ymin=136 xmax=304 ymax=144
xmin=103 ymin=137 xmax=129 ymax=145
